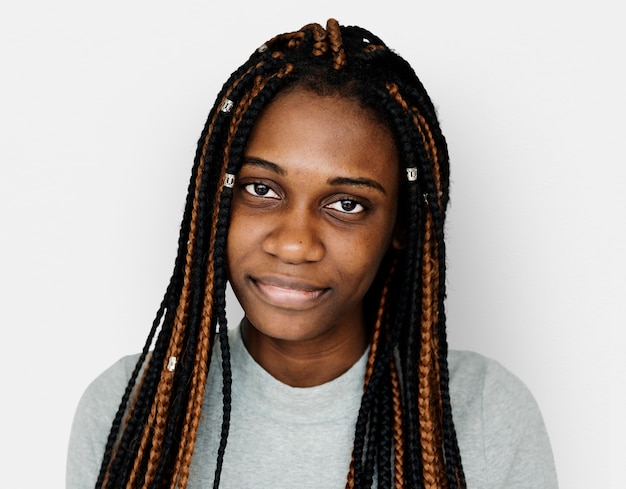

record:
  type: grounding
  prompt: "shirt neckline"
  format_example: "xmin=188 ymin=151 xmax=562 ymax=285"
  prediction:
xmin=227 ymin=324 xmax=369 ymax=422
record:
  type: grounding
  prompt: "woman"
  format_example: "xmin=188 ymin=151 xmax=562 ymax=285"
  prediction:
xmin=67 ymin=19 xmax=557 ymax=489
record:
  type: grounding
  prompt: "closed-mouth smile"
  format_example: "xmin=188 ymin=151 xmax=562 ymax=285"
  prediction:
xmin=250 ymin=276 xmax=329 ymax=308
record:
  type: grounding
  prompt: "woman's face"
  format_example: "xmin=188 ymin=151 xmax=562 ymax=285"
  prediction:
xmin=227 ymin=87 xmax=400 ymax=353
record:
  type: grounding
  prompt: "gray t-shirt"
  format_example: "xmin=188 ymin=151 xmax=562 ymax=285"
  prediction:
xmin=66 ymin=326 xmax=558 ymax=488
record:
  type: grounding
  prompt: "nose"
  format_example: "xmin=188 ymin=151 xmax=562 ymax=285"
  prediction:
xmin=261 ymin=209 xmax=325 ymax=264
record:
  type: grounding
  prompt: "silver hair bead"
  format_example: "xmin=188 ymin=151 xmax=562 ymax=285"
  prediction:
xmin=220 ymin=99 xmax=234 ymax=113
xmin=224 ymin=173 xmax=236 ymax=188
xmin=167 ymin=356 xmax=177 ymax=372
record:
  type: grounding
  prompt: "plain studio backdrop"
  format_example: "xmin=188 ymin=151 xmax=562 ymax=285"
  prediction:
xmin=1 ymin=1 xmax=623 ymax=488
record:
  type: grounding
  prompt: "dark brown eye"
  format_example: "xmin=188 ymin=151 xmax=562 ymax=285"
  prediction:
xmin=243 ymin=182 xmax=279 ymax=199
xmin=254 ymin=183 xmax=270 ymax=195
xmin=326 ymin=199 xmax=365 ymax=214
xmin=341 ymin=200 xmax=357 ymax=211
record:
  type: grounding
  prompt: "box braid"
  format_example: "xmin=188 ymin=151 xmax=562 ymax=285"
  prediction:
xmin=95 ymin=18 xmax=465 ymax=489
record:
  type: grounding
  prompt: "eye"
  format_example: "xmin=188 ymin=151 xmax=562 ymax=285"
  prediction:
xmin=243 ymin=182 xmax=280 ymax=199
xmin=325 ymin=199 xmax=365 ymax=214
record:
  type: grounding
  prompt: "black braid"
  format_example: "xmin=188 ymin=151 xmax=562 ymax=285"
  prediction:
xmin=206 ymin=58 xmax=301 ymax=487
xmin=362 ymin=396 xmax=379 ymax=488
xmin=211 ymin=184 xmax=233 ymax=489
xmin=376 ymin=365 xmax=393 ymax=488
xmin=381 ymin=95 xmax=427 ymax=489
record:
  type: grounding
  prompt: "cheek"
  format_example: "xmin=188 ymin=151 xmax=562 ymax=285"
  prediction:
xmin=225 ymin=210 xmax=248 ymax=271
xmin=337 ymin=231 xmax=393 ymax=282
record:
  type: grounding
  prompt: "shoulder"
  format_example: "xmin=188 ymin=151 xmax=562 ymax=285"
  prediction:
xmin=72 ymin=354 xmax=144 ymax=430
xmin=66 ymin=354 xmax=142 ymax=489
xmin=448 ymin=350 xmax=536 ymax=413
xmin=447 ymin=350 xmax=559 ymax=488
xmin=80 ymin=354 xmax=143 ymax=403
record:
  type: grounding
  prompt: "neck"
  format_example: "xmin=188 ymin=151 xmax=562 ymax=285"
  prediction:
xmin=240 ymin=318 xmax=368 ymax=388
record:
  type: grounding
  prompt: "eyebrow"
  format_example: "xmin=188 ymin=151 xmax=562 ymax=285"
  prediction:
xmin=242 ymin=157 xmax=387 ymax=195
xmin=327 ymin=176 xmax=387 ymax=195
xmin=242 ymin=157 xmax=286 ymax=175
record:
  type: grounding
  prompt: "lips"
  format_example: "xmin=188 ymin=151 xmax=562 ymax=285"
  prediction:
xmin=250 ymin=275 xmax=329 ymax=308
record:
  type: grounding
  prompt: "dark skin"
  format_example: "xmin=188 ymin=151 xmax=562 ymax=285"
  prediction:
xmin=227 ymin=88 xmax=402 ymax=387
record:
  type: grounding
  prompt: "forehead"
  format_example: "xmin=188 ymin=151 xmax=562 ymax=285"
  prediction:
xmin=243 ymin=88 xmax=399 ymax=186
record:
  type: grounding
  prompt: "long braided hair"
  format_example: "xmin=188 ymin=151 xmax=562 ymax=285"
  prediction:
xmin=95 ymin=19 xmax=465 ymax=489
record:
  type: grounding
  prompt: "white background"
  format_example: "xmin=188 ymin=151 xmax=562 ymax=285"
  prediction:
xmin=1 ymin=1 xmax=624 ymax=488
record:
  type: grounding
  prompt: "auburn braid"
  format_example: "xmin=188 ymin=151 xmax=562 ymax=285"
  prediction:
xmin=383 ymin=82 xmax=448 ymax=488
xmin=390 ymin=361 xmax=405 ymax=489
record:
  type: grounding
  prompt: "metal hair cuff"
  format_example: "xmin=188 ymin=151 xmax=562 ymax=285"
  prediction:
xmin=224 ymin=173 xmax=236 ymax=188
xmin=167 ymin=356 xmax=177 ymax=372
xmin=406 ymin=167 xmax=418 ymax=182
xmin=220 ymin=99 xmax=234 ymax=113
